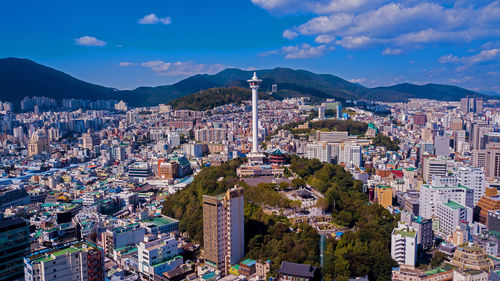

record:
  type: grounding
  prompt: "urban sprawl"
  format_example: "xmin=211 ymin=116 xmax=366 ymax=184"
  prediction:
xmin=1 ymin=74 xmax=500 ymax=281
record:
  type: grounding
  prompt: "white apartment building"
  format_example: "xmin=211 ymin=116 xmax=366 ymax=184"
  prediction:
xmin=24 ymin=241 xmax=104 ymax=281
xmin=436 ymin=200 xmax=473 ymax=236
xmin=137 ymin=233 xmax=182 ymax=279
xmin=305 ymin=142 xmax=331 ymax=163
xmin=456 ymin=166 xmax=485 ymax=206
xmin=317 ymin=131 xmax=348 ymax=143
xmin=391 ymin=222 xmax=418 ymax=266
xmin=419 ymin=183 xmax=474 ymax=219
xmin=167 ymin=132 xmax=181 ymax=147
xmin=195 ymin=128 xmax=226 ymax=143
xmin=338 ymin=143 xmax=362 ymax=168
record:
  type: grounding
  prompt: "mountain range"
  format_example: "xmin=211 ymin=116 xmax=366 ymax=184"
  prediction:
xmin=0 ymin=57 xmax=489 ymax=108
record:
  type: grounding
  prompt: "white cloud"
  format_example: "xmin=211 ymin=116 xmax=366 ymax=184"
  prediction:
xmin=282 ymin=43 xmax=327 ymax=59
xmin=138 ymin=13 xmax=171 ymax=25
xmin=315 ymin=34 xmax=335 ymax=43
xmin=382 ymin=48 xmax=403 ymax=55
xmin=282 ymin=29 xmax=298 ymax=39
xmin=257 ymin=1 xmax=500 ymax=51
xmin=439 ymin=49 xmax=500 ymax=65
xmin=251 ymin=0 xmax=383 ymax=14
xmin=297 ymin=14 xmax=353 ymax=35
xmin=118 ymin=62 xmax=136 ymax=67
xmin=259 ymin=50 xmax=278 ymax=57
xmin=438 ymin=54 xmax=461 ymax=63
xmin=74 ymin=36 xmax=107 ymax=46
xmin=335 ymin=36 xmax=376 ymax=49
xmin=466 ymin=48 xmax=500 ymax=64
xmin=141 ymin=60 xmax=225 ymax=76
xmin=349 ymin=78 xmax=366 ymax=84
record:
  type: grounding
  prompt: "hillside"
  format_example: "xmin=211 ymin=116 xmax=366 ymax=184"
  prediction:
xmin=0 ymin=58 xmax=117 ymax=103
xmin=169 ymin=87 xmax=274 ymax=111
xmin=0 ymin=58 xmax=489 ymax=108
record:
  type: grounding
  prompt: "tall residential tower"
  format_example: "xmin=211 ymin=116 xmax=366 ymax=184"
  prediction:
xmin=203 ymin=187 xmax=244 ymax=275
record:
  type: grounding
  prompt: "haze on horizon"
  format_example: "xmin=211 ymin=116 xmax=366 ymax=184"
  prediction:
xmin=1 ymin=0 xmax=499 ymax=93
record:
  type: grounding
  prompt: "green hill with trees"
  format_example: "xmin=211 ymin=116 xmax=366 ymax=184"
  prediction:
xmin=168 ymin=87 xmax=274 ymax=110
xmin=162 ymin=155 xmax=397 ymax=281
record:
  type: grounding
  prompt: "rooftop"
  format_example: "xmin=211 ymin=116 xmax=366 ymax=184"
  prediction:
xmin=141 ymin=215 xmax=178 ymax=227
xmin=444 ymin=200 xmax=466 ymax=210
xmin=394 ymin=228 xmax=417 ymax=237
xmin=27 ymin=241 xmax=100 ymax=264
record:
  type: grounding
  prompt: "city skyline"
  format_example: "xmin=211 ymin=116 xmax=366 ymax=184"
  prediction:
xmin=1 ymin=0 xmax=499 ymax=93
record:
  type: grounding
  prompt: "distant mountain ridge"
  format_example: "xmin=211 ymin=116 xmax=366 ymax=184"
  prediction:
xmin=0 ymin=57 xmax=490 ymax=108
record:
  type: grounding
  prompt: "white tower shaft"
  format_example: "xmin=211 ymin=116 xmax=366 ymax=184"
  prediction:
xmin=252 ymin=87 xmax=258 ymax=153
xmin=247 ymin=72 xmax=262 ymax=155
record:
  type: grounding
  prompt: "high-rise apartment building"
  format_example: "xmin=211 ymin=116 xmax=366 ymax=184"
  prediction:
xmin=456 ymin=166 xmax=485 ymax=206
xmin=460 ymin=97 xmax=483 ymax=114
xmin=435 ymin=200 xmax=473 ymax=235
xmin=338 ymin=143 xmax=362 ymax=168
xmin=485 ymin=143 xmax=500 ymax=179
xmin=203 ymin=187 xmax=244 ymax=275
xmin=194 ymin=128 xmax=226 ymax=143
xmin=0 ymin=216 xmax=30 ymax=281
xmin=422 ymin=157 xmax=449 ymax=183
xmin=24 ymin=241 xmax=105 ymax=281
xmin=126 ymin=110 xmax=135 ymax=124
xmin=471 ymin=121 xmax=492 ymax=150
xmin=473 ymin=150 xmax=487 ymax=169
xmin=305 ymin=142 xmax=331 ymax=163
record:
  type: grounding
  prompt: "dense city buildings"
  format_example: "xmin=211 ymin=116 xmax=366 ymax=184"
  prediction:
xmin=0 ymin=71 xmax=499 ymax=281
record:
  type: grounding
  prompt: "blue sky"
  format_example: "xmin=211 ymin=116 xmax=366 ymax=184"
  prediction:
xmin=1 ymin=0 xmax=499 ymax=93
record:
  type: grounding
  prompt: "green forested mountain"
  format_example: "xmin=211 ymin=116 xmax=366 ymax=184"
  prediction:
xmin=0 ymin=57 xmax=487 ymax=108
xmin=0 ymin=57 xmax=117 ymax=102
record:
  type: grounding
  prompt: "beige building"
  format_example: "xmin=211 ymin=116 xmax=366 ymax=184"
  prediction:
xmin=203 ymin=187 xmax=244 ymax=275
xmin=28 ymin=130 xmax=50 ymax=156
xmin=451 ymin=245 xmax=493 ymax=271
xmin=485 ymin=143 xmax=500 ymax=179
xmin=452 ymin=269 xmax=489 ymax=281
xmin=82 ymin=133 xmax=94 ymax=150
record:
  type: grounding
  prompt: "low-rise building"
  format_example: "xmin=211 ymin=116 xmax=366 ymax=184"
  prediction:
xmin=24 ymin=241 xmax=105 ymax=281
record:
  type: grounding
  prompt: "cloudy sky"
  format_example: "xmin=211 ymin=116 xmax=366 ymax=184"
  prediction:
xmin=1 ymin=0 xmax=499 ymax=93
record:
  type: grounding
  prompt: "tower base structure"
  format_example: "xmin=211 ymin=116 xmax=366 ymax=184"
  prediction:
xmin=247 ymin=152 xmax=265 ymax=165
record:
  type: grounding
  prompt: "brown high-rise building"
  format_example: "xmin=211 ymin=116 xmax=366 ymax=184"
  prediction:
xmin=158 ymin=160 xmax=179 ymax=180
xmin=203 ymin=187 xmax=244 ymax=275
xmin=471 ymin=121 xmax=491 ymax=150
xmin=412 ymin=114 xmax=427 ymax=126
xmin=450 ymin=118 xmax=463 ymax=131
xmin=486 ymin=143 xmax=500 ymax=179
